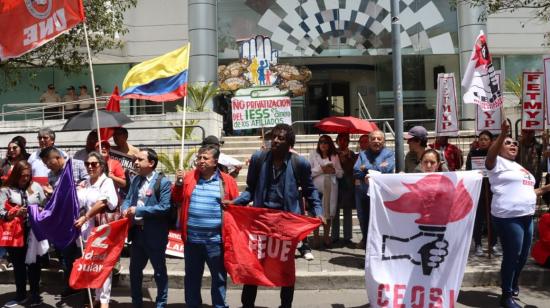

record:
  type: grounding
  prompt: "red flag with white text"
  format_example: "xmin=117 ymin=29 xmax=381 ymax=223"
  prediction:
xmin=461 ymin=31 xmax=503 ymax=111
xmin=0 ymin=0 xmax=85 ymax=60
xmin=223 ymin=206 xmax=321 ymax=287
xmin=69 ymin=218 xmax=129 ymax=289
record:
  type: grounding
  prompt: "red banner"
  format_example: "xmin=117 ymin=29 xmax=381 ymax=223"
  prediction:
xmin=0 ymin=0 xmax=85 ymax=60
xmin=69 ymin=218 xmax=129 ymax=289
xmin=223 ymin=206 xmax=321 ymax=287
xmin=0 ymin=203 xmax=24 ymax=247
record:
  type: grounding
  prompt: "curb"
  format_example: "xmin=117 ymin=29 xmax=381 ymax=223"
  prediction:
xmin=1 ymin=265 xmax=548 ymax=290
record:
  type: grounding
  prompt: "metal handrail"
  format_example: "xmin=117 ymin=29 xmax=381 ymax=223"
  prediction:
xmin=1 ymin=97 xmax=168 ymax=122
xmin=357 ymin=92 xmax=396 ymax=137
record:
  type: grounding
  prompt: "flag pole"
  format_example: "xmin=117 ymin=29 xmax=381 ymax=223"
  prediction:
xmin=83 ymin=22 xmax=102 ymax=153
xmin=79 ymin=237 xmax=95 ymax=308
xmin=178 ymin=42 xmax=191 ymax=170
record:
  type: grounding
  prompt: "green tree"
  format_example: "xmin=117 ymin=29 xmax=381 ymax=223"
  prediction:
xmin=455 ymin=1 xmax=550 ymax=21
xmin=187 ymin=82 xmax=219 ymax=111
xmin=0 ymin=0 xmax=137 ymax=89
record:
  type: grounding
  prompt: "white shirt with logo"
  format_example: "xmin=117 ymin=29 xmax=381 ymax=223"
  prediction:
xmin=488 ymin=156 xmax=536 ymax=218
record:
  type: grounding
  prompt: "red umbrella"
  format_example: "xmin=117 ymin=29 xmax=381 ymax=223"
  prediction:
xmin=315 ymin=116 xmax=378 ymax=134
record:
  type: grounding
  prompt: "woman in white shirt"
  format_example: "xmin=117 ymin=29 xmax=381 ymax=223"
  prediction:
xmin=485 ymin=121 xmax=550 ymax=308
xmin=74 ymin=152 xmax=118 ymax=308
xmin=309 ymin=135 xmax=343 ymax=248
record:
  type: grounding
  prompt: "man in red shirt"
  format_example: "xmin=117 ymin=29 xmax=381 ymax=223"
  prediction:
xmin=430 ymin=136 xmax=463 ymax=171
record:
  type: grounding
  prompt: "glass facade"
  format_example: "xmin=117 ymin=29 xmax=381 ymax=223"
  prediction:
xmin=217 ymin=0 xmax=461 ymax=122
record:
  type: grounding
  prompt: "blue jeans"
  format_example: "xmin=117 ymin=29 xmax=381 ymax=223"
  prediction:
xmin=185 ymin=242 xmax=227 ymax=308
xmin=492 ymin=215 xmax=533 ymax=294
xmin=355 ymin=186 xmax=370 ymax=242
xmin=129 ymin=228 xmax=168 ymax=308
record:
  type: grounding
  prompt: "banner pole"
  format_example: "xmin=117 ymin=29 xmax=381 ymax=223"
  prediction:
xmin=79 ymin=237 xmax=95 ymax=308
xmin=83 ymin=22 xmax=102 ymax=152
xmin=178 ymin=42 xmax=191 ymax=170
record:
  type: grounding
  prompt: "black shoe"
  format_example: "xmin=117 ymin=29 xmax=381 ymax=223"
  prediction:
xmin=500 ymin=293 xmax=521 ymax=308
xmin=30 ymin=296 xmax=43 ymax=307
xmin=60 ymin=287 xmax=81 ymax=299
xmin=512 ymin=287 xmax=519 ymax=297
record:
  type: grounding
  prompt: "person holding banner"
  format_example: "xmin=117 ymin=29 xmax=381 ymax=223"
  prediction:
xmin=0 ymin=160 xmax=48 ymax=307
xmin=172 ymin=145 xmax=239 ymax=308
xmin=486 ymin=121 xmax=550 ymax=308
xmin=418 ymin=149 xmax=442 ymax=173
xmin=466 ymin=130 xmax=499 ymax=257
xmin=122 ymin=148 xmax=171 ymax=308
xmin=353 ymin=130 xmax=395 ymax=248
xmin=73 ymin=152 xmax=118 ymax=308
xmin=229 ymin=123 xmax=323 ymax=308
xmin=309 ymin=135 xmax=343 ymax=248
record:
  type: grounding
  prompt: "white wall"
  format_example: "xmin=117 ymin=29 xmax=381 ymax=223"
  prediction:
xmin=96 ymin=0 xmax=189 ymax=63
xmin=487 ymin=8 xmax=550 ymax=55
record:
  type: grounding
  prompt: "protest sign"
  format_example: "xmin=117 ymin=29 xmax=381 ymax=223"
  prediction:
xmin=231 ymin=96 xmax=292 ymax=130
xmin=435 ymin=73 xmax=459 ymax=136
xmin=366 ymin=172 xmax=482 ymax=308
xmin=166 ymin=230 xmax=184 ymax=258
xmin=522 ymin=72 xmax=545 ymax=131
xmin=544 ymin=58 xmax=550 ymax=125
xmin=475 ymin=71 xmax=502 ymax=134
xmin=109 ymin=149 xmax=137 ymax=175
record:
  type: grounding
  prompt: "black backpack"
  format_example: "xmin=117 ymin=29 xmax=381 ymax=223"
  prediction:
xmin=153 ymin=172 xmax=178 ymax=229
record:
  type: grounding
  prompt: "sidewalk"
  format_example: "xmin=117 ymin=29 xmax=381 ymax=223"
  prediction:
xmin=1 ymin=239 xmax=548 ymax=290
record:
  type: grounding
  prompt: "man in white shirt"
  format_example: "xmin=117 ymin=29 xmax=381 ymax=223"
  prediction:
xmin=27 ymin=128 xmax=67 ymax=185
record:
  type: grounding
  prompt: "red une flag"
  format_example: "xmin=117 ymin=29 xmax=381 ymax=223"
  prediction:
xmin=69 ymin=218 xmax=129 ymax=289
xmin=223 ymin=206 xmax=321 ymax=287
xmin=0 ymin=0 xmax=85 ymax=60
xmin=0 ymin=202 xmax=24 ymax=247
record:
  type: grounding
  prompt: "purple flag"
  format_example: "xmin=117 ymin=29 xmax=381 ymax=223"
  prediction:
xmin=29 ymin=159 xmax=80 ymax=249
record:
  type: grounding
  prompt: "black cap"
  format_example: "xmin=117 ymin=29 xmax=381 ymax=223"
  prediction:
xmin=67 ymin=85 xmax=75 ymax=91
xmin=79 ymin=85 xmax=87 ymax=89
xmin=95 ymin=85 xmax=101 ymax=91
xmin=47 ymin=84 xmax=55 ymax=89
xmin=201 ymin=135 xmax=223 ymax=146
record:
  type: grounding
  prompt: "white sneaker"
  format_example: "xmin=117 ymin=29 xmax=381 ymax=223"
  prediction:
xmin=4 ymin=297 xmax=28 ymax=307
xmin=492 ymin=245 xmax=503 ymax=257
xmin=304 ymin=252 xmax=315 ymax=261
xmin=474 ymin=245 xmax=484 ymax=257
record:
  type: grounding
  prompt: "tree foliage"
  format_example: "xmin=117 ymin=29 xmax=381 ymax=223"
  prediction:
xmin=456 ymin=1 xmax=550 ymax=21
xmin=0 ymin=0 xmax=137 ymax=88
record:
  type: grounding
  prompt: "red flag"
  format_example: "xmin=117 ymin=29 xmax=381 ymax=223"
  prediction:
xmin=69 ymin=218 xmax=129 ymax=289
xmin=0 ymin=0 xmax=85 ymax=60
xmin=223 ymin=206 xmax=321 ymax=287
xmin=100 ymin=85 xmax=121 ymax=141
xmin=0 ymin=202 xmax=24 ymax=247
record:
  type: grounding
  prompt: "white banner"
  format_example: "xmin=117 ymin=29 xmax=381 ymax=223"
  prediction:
xmin=475 ymin=71 xmax=502 ymax=135
xmin=366 ymin=172 xmax=482 ymax=308
xmin=435 ymin=73 xmax=459 ymax=137
xmin=461 ymin=32 xmax=503 ymax=111
xmin=544 ymin=58 xmax=550 ymax=125
xmin=522 ymin=72 xmax=545 ymax=131
xmin=231 ymin=96 xmax=292 ymax=130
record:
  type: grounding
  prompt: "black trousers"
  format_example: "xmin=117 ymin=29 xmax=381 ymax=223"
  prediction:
xmin=7 ymin=246 xmax=41 ymax=300
xmin=242 ymin=284 xmax=294 ymax=308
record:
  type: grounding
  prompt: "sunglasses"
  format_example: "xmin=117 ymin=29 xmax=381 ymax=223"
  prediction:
xmin=504 ymin=140 xmax=519 ymax=147
xmin=84 ymin=161 xmax=100 ymax=168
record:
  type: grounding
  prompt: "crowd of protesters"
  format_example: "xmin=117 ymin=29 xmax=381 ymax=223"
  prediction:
xmin=0 ymin=122 xmax=548 ymax=308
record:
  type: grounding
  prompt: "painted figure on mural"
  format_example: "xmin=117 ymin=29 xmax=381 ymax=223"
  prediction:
xmin=249 ymin=58 xmax=259 ymax=85
xmin=258 ymin=59 xmax=268 ymax=85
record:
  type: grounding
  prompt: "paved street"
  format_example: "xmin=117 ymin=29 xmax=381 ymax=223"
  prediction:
xmin=0 ymin=285 xmax=548 ymax=307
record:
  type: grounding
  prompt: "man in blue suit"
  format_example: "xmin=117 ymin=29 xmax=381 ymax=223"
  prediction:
xmin=122 ymin=148 xmax=171 ymax=308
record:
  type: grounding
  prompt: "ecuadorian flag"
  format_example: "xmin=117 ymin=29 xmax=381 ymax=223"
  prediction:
xmin=121 ymin=44 xmax=189 ymax=102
